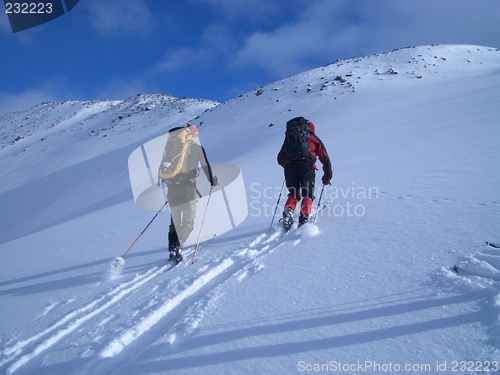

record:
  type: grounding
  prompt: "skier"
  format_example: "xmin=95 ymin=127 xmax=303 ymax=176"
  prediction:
xmin=277 ymin=116 xmax=332 ymax=230
xmin=158 ymin=124 xmax=217 ymax=262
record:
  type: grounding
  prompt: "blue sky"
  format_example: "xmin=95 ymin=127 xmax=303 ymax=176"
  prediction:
xmin=1 ymin=0 xmax=499 ymax=116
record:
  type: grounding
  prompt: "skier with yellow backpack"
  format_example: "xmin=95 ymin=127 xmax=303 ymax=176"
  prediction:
xmin=158 ymin=124 xmax=217 ymax=262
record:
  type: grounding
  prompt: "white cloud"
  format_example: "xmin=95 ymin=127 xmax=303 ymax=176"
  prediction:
xmin=0 ymin=76 xmax=80 ymax=116
xmin=151 ymin=24 xmax=235 ymax=76
xmin=234 ymin=0 xmax=500 ymax=78
xmin=233 ymin=1 xmax=372 ymax=76
xmin=200 ymin=23 xmax=236 ymax=55
xmin=192 ymin=0 xmax=282 ymax=21
xmin=0 ymin=76 xmax=152 ymax=117
xmin=152 ymin=47 xmax=201 ymax=74
xmin=85 ymin=0 xmax=160 ymax=38
xmin=0 ymin=88 xmax=61 ymax=116
xmin=91 ymin=77 xmax=150 ymax=101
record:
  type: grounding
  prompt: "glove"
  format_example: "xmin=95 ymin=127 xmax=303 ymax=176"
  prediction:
xmin=322 ymin=175 xmax=331 ymax=185
xmin=211 ymin=175 xmax=218 ymax=187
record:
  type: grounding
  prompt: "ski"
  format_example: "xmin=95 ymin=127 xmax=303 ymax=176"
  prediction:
xmin=167 ymin=260 xmax=181 ymax=268
xmin=485 ymin=241 xmax=500 ymax=249
xmin=159 ymin=256 xmax=182 ymax=271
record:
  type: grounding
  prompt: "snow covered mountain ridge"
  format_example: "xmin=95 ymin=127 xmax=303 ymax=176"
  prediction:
xmin=1 ymin=93 xmax=217 ymax=165
xmin=2 ymin=45 xmax=498 ymax=155
xmin=1 ymin=45 xmax=499 ymax=374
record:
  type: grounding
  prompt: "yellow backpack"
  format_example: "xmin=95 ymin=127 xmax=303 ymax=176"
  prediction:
xmin=159 ymin=126 xmax=197 ymax=180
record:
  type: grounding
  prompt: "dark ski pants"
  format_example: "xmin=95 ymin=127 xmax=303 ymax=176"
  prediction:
xmin=167 ymin=185 xmax=196 ymax=249
xmin=283 ymin=163 xmax=315 ymax=217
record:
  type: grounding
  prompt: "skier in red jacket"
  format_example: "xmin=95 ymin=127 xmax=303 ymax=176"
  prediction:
xmin=277 ymin=117 xmax=332 ymax=230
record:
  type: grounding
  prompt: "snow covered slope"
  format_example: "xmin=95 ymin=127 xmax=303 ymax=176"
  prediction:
xmin=1 ymin=45 xmax=499 ymax=374
xmin=0 ymin=94 xmax=217 ymax=244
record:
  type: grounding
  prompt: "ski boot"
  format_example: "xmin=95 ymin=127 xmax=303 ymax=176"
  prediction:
xmin=174 ymin=249 xmax=183 ymax=263
xmin=282 ymin=208 xmax=294 ymax=232
xmin=168 ymin=231 xmax=182 ymax=263
xmin=298 ymin=215 xmax=309 ymax=228
xmin=169 ymin=246 xmax=183 ymax=263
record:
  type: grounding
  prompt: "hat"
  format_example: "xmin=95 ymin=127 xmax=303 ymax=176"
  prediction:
xmin=187 ymin=123 xmax=199 ymax=139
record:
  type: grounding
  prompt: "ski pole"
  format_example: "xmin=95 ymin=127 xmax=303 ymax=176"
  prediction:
xmin=192 ymin=186 xmax=214 ymax=264
xmin=269 ymin=179 xmax=286 ymax=230
xmin=113 ymin=199 xmax=169 ymax=267
xmin=311 ymin=185 xmax=325 ymax=224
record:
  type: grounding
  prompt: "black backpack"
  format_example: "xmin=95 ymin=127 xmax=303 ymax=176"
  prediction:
xmin=284 ymin=117 xmax=312 ymax=162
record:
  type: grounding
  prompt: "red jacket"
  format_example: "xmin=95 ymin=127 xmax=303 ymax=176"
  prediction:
xmin=277 ymin=121 xmax=332 ymax=181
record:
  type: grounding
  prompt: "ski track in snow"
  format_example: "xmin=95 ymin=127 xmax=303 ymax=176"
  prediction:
xmin=3 ymin=262 xmax=175 ymax=374
xmin=100 ymin=258 xmax=235 ymax=358
xmin=2 ymin=226 xmax=310 ymax=374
